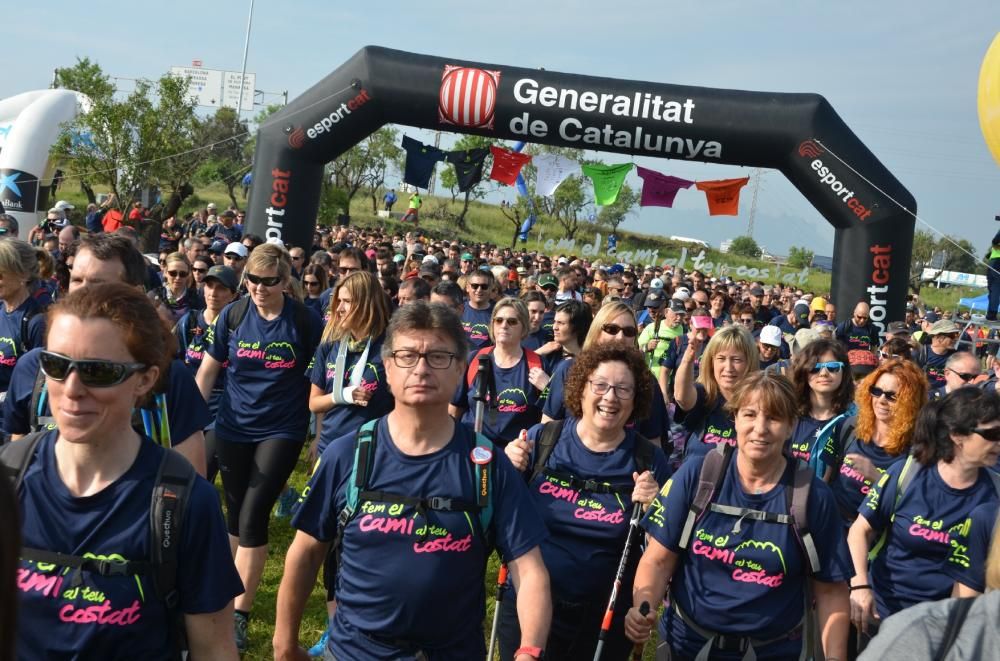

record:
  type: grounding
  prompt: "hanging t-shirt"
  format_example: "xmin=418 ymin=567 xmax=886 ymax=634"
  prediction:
xmin=292 ymin=418 xmax=548 ymax=660
xmin=15 ymin=432 xmax=244 ymax=659
xmin=207 ymin=296 xmax=323 ymax=443
xmin=825 ymin=433 xmax=902 ymax=525
xmin=636 ymin=166 xmax=694 ymax=208
xmin=445 ymin=148 xmax=489 ymax=192
xmin=861 ymin=462 xmax=1000 ymax=617
xmin=401 ymin=135 xmax=445 ymax=189
xmin=641 ymin=454 xmax=852 ymax=659
xmin=581 ymin=163 xmax=634 ymax=206
xmin=534 ymin=153 xmax=578 ymax=197
xmin=945 ymin=500 xmax=998 ymax=594
xmin=453 ymin=349 xmax=543 ymax=445
xmin=460 ymin=301 xmax=494 ymax=351
xmin=695 ymin=177 xmax=750 ymax=216
xmin=0 ymin=295 xmax=46 ymax=393
xmin=674 ymin=384 xmax=735 ymax=461
xmin=523 ymin=419 xmax=671 ymax=601
xmin=311 ymin=335 xmax=394 ymax=454
xmin=488 ymin=146 xmax=532 ymax=186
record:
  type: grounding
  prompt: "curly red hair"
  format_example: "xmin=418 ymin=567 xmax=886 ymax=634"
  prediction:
xmin=854 ymin=358 xmax=928 ymax=455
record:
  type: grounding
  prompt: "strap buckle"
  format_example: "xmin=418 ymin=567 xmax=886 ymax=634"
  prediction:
xmin=714 ymin=634 xmax=749 ymax=653
xmin=95 ymin=557 xmax=129 ymax=576
xmin=583 ymin=479 xmax=600 ymax=492
xmin=427 ymin=496 xmax=453 ymax=511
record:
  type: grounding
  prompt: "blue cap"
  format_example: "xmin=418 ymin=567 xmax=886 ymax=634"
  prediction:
xmin=209 ymin=240 xmax=227 ymax=253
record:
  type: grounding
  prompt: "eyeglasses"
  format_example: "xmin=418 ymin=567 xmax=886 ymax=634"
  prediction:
xmin=304 ymin=279 xmax=321 ymax=287
xmin=738 ymin=318 xmax=754 ymax=325
xmin=192 ymin=267 xmax=208 ymax=274
xmin=40 ymin=350 xmax=148 ymax=388
xmin=972 ymin=426 xmax=1000 ymax=442
xmin=947 ymin=368 xmax=979 ymax=383
xmin=602 ymin=323 xmax=638 ymax=338
xmin=469 ymin=282 xmax=490 ymax=290
xmin=494 ymin=316 xmax=520 ymax=327
xmin=810 ymin=361 xmax=844 ymax=374
xmin=869 ymin=385 xmax=898 ymax=403
xmin=246 ymin=273 xmax=282 ymax=287
xmin=588 ymin=379 xmax=635 ymax=400
xmin=225 ymin=254 xmax=245 ymax=261
xmin=291 ymin=255 xmax=305 ymax=261
xmin=339 ymin=266 xmax=360 ymax=275
xmin=607 ymin=287 xmax=624 ymax=295
xmin=389 ymin=350 xmax=457 ymax=369
xmin=622 ymin=282 xmax=635 ymax=289
xmin=165 ymin=270 xmax=189 ymax=278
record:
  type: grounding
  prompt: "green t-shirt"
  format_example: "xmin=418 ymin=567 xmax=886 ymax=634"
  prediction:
xmin=638 ymin=321 xmax=684 ymax=373
xmin=408 ymin=194 xmax=422 ymax=210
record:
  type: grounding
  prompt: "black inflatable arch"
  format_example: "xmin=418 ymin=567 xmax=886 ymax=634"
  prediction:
xmin=247 ymin=46 xmax=915 ymax=332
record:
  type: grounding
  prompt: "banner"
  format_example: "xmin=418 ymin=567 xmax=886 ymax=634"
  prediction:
xmin=636 ymin=166 xmax=694 ymax=207
xmin=489 ymin=145 xmax=532 ymax=185
xmin=581 ymin=163 xmax=634 ymax=205
xmin=534 ymin=153 xmax=578 ymax=197
xmin=445 ymin=147 xmax=489 ymax=192
xmin=402 ymin=135 xmax=446 ymax=189
xmin=696 ymin=177 xmax=750 ymax=216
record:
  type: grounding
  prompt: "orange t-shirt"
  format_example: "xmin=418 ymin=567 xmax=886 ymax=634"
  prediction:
xmin=696 ymin=177 xmax=750 ymax=216
xmin=102 ymin=209 xmax=124 ymax=232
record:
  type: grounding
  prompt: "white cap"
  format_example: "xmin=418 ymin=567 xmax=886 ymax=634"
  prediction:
xmin=759 ymin=325 xmax=783 ymax=347
xmin=422 ymin=254 xmax=439 ymax=265
xmin=672 ymin=290 xmax=690 ymax=302
xmin=54 ymin=200 xmax=74 ymax=211
xmin=207 ymin=202 xmax=218 ymax=209
xmin=224 ymin=242 xmax=249 ymax=258
xmin=649 ymin=278 xmax=664 ymax=290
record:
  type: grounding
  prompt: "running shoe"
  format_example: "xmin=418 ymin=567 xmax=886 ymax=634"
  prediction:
xmin=275 ymin=486 xmax=301 ymax=518
xmin=308 ymin=628 xmax=330 ymax=657
xmin=234 ymin=611 xmax=249 ymax=653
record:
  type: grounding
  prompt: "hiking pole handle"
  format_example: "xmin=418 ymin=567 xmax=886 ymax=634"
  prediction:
xmin=473 ymin=354 xmax=491 ymax=435
xmin=631 ymin=601 xmax=651 ymax=661
xmin=487 ymin=563 xmax=509 ymax=661
xmin=594 ymin=502 xmax=646 ymax=661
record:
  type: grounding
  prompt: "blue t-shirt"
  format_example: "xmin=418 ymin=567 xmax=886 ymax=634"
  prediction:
xmin=675 ymin=384 xmax=735 ymax=461
xmin=524 ymin=419 xmax=670 ymax=601
xmin=921 ymin=348 xmax=953 ymax=390
xmin=319 ymin=287 xmax=334 ymax=324
xmin=659 ymin=335 xmax=703 ymax=379
xmin=542 ymin=358 xmax=667 ymax=441
xmin=0 ymin=295 xmax=46 ymax=393
xmin=292 ymin=418 xmax=547 ymax=659
xmin=207 ymin=297 xmax=322 ymax=443
xmin=826 ymin=433 xmax=902 ymax=524
xmin=310 ymin=335 xmax=393 ymax=453
xmin=945 ymin=500 xmax=998 ymax=594
xmin=460 ymin=302 xmax=494 ymax=351
xmin=453 ymin=349 xmax=543 ymax=446
xmin=15 ymin=432 xmax=243 ymax=659
xmin=835 ymin=322 xmax=880 ymax=354
xmin=788 ymin=416 xmax=827 ymax=464
xmin=862 ymin=461 xmax=1000 ymax=617
xmin=304 ymin=296 xmax=324 ymax=317
xmin=521 ymin=328 xmax=547 ymax=352
xmin=176 ymin=310 xmax=225 ymax=423
xmin=642 ymin=454 xmax=852 ymax=659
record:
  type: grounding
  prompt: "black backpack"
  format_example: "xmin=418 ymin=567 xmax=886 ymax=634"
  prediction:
xmin=1 ymin=432 xmax=196 ymax=660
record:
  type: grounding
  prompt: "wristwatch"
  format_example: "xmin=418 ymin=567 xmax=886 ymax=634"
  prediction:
xmin=514 ymin=646 xmax=544 ymax=660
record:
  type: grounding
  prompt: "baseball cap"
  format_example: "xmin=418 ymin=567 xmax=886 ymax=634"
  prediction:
xmin=608 ymin=264 xmax=624 ymax=275
xmin=224 ymin=242 xmax=249 ymax=258
xmin=672 ymin=290 xmax=690 ymax=302
xmin=793 ymin=303 xmax=810 ymax=325
xmin=557 ymin=256 xmax=568 ymax=265
xmin=649 ymin=278 xmax=665 ymax=290
xmin=886 ymin=321 xmax=911 ymax=336
xmin=418 ymin=263 xmax=439 ymax=277
xmin=644 ymin=292 xmax=665 ymax=308
xmin=203 ymin=265 xmax=238 ymax=291
xmin=220 ymin=209 xmax=236 ymax=219
xmin=461 ymin=252 xmax=474 ymax=261
xmin=759 ymin=326 xmax=783 ymax=347
xmin=669 ymin=299 xmax=687 ymax=314
xmin=749 ymin=286 xmax=765 ymax=296
xmin=792 ymin=328 xmax=820 ymax=353
xmin=393 ymin=254 xmax=406 ymax=263
xmin=54 ymin=200 xmax=74 ymax=212
xmin=422 ymin=254 xmax=439 ymax=265
xmin=206 ymin=202 xmax=218 ymax=210
xmin=810 ymin=297 xmax=828 ymax=312
xmin=924 ymin=311 xmax=940 ymax=323
xmin=849 ymin=349 xmax=879 ymax=377
xmin=208 ymin=240 xmax=227 ymax=254
xmin=538 ymin=274 xmax=558 ymax=288
xmin=927 ymin=319 xmax=960 ymax=335
xmin=516 ymin=266 xmax=527 ymax=275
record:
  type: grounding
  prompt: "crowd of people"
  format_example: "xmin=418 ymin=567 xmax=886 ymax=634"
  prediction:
xmin=3 ymin=202 xmax=1000 ymax=661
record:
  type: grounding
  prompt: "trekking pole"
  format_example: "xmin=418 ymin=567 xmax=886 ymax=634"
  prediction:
xmin=487 ymin=563 xmax=508 ymax=661
xmin=594 ymin=501 xmax=646 ymax=661
xmin=631 ymin=601 xmax=650 ymax=661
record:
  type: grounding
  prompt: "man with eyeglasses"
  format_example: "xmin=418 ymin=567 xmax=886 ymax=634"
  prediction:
xmin=930 ymin=351 xmax=983 ymax=400
xmin=223 ymin=242 xmax=249 ymax=280
xmin=462 ymin=270 xmax=496 ymax=351
xmin=620 ymin=272 xmax=638 ymax=306
xmin=835 ymin=301 xmax=880 ymax=354
xmin=288 ymin=246 xmax=306 ymax=279
xmin=276 ymin=301 xmax=551 ymax=661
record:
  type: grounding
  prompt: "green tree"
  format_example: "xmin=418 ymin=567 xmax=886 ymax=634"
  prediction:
xmin=908 ymin=230 xmax=938 ymax=293
xmin=364 ymin=127 xmax=404 ymax=214
xmin=729 ymin=235 xmax=762 ymax=259
xmin=193 ymin=107 xmax=251 ymax=207
xmin=328 ymin=126 xmax=402 ymax=207
xmin=787 ymin=246 xmax=814 ymax=269
xmin=597 ymin=183 xmax=638 ymax=233
xmin=52 ymin=58 xmax=115 ymax=203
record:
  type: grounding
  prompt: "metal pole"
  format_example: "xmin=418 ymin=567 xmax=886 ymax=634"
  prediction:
xmin=236 ymin=0 xmax=255 ymax=117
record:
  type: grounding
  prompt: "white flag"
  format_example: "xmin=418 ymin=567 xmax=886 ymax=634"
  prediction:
xmin=534 ymin=153 xmax=578 ymax=197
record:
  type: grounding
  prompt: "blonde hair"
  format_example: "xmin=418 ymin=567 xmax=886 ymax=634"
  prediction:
xmin=583 ymin=302 xmax=636 ymax=350
xmin=321 ymin=271 xmax=391 ymax=344
xmin=0 ymin=238 xmax=40 ymax=284
xmin=244 ymin=243 xmax=291 ymax=284
xmin=488 ymin=297 xmax=529 ymax=343
xmin=697 ymin=324 xmax=757 ymax=409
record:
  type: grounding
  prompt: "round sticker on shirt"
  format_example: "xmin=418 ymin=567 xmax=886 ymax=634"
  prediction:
xmin=470 ymin=446 xmax=493 ymax=465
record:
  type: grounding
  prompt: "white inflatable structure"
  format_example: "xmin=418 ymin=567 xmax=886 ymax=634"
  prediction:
xmin=0 ymin=89 xmax=90 ymax=230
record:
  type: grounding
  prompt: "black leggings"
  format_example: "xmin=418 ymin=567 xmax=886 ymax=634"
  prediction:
xmin=204 ymin=429 xmax=220 ymax=484
xmin=217 ymin=436 xmax=304 ymax=547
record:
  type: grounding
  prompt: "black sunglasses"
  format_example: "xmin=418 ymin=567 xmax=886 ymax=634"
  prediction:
xmin=869 ymin=385 xmax=898 ymax=403
xmin=304 ymin=279 xmax=321 ymax=287
xmin=947 ymin=368 xmax=979 ymax=383
xmin=469 ymin=282 xmax=490 ymax=290
xmin=192 ymin=267 xmax=208 ymax=274
xmin=166 ymin=270 xmax=189 ymax=278
xmin=246 ymin=273 xmax=282 ymax=287
xmin=972 ymin=427 xmax=1000 ymax=442
xmin=40 ymin=350 xmax=147 ymax=388
xmin=602 ymin=323 xmax=638 ymax=338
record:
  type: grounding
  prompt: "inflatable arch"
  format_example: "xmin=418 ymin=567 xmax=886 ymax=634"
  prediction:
xmin=247 ymin=46 xmax=915 ymax=331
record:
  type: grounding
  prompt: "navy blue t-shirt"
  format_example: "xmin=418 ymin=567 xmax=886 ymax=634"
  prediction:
xmin=207 ymin=297 xmax=322 ymax=443
xmin=453 ymin=349 xmax=543 ymax=446
xmin=945 ymin=500 xmax=998 ymax=594
xmin=788 ymin=416 xmax=827 ymax=464
xmin=460 ymin=302 xmax=494 ymax=351
xmin=675 ymin=384 xmax=735 ymax=461
xmin=292 ymin=418 xmax=547 ymax=659
xmin=521 ymin=328 xmax=547 ymax=352
xmin=862 ymin=461 xmax=1000 ymax=617
xmin=524 ymin=419 xmax=671 ymax=601
xmin=319 ymin=287 xmax=334 ymax=324
xmin=15 ymin=432 xmax=243 ymax=659
xmin=176 ymin=310 xmax=225 ymax=423
xmin=310 ymin=335 xmax=394 ymax=453
xmin=659 ymin=335 xmax=703 ymax=380
xmin=826 ymin=433 xmax=903 ymax=524
xmin=0 ymin=295 xmax=45 ymax=394
xmin=304 ymin=296 xmax=323 ymax=317
xmin=835 ymin=322 xmax=880 ymax=354
xmin=642 ymin=453 xmax=852 ymax=659
xmin=921 ymin=348 xmax=953 ymax=390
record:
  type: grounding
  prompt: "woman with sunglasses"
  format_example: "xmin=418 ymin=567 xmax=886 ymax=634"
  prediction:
xmin=0 ymin=239 xmax=47 ymax=401
xmin=450 ymin=297 xmax=547 ymax=446
xmin=847 ymin=387 xmax=1000 ymax=642
xmin=787 ymin=340 xmax=856 ymax=477
xmin=301 ymin=263 xmax=329 ymax=317
xmin=828 ymin=359 xmax=927 ymax=527
xmin=11 ymin=283 xmax=242 ymax=659
xmin=672 ymin=323 xmax=757 ymax=462
xmin=191 ymin=256 xmax=212 ymax=294
xmin=195 ymin=243 xmax=322 ymax=652
xmin=500 ymin=341 xmax=670 ymax=660
xmin=150 ymin=252 xmax=203 ymax=325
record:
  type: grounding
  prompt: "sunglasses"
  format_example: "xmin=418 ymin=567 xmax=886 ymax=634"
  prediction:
xmin=224 ymin=254 xmax=245 ymax=261
xmin=869 ymin=385 xmax=898 ymax=403
xmin=291 ymin=255 xmax=305 ymax=261
xmin=738 ymin=318 xmax=754 ymax=325
xmin=246 ymin=273 xmax=282 ymax=287
xmin=810 ymin=361 xmax=844 ymax=374
xmin=494 ymin=317 xmax=520 ymax=327
xmin=304 ymin=280 xmax=321 ymax=287
xmin=469 ymin=283 xmax=490 ymax=290
xmin=339 ymin=267 xmax=360 ymax=275
xmin=972 ymin=427 xmax=1000 ymax=442
xmin=192 ymin=267 xmax=208 ymax=274
xmin=602 ymin=323 xmax=638 ymax=338
xmin=947 ymin=368 xmax=979 ymax=383
xmin=166 ymin=270 xmax=189 ymax=278
xmin=40 ymin=350 xmax=147 ymax=388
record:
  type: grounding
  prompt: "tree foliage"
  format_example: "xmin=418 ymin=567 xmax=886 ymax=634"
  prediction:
xmin=193 ymin=107 xmax=251 ymax=207
xmin=728 ymin=235 xmax=762 ymax=259
xmin=328 ymin=127 xmax=402 ymax=207
xmin=438 ymin=135 xmax=494 ymax=231
xmin=597 ymin=183 xmax=638 ymax=233
xmin=787 ymin=246 xmax=814 ymax=269
xmin=908 ymin=229 xmax=983 ymax=292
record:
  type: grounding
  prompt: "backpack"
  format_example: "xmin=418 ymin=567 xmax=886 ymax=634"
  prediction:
xmin=465 ymin=346 xmax=542 ymax=390
xmin=868 ymin=454 xmax=1000 ymax=560
xmin=224 ymin=296 xmax=317 ymax=369
xmin=527 ymin=418 xmax=655 ymax=491
xmin=332 ymin=418 xmax=497 ymax=562
xmin=1 ymin=432 xmax=195 ymax=660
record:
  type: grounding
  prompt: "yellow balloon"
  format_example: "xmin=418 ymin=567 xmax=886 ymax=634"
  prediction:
xmin=979 ymin=32 xmax=1000 ymax=168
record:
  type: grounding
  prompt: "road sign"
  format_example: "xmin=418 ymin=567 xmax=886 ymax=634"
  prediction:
xmin=222 ymin=71 xmax=256 ymax=110
xmin=170 ymin=66 xmax=256 ymax=110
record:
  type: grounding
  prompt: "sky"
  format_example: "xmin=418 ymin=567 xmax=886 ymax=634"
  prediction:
xmin=6 ymin=0 xmax=1000 ymax=257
